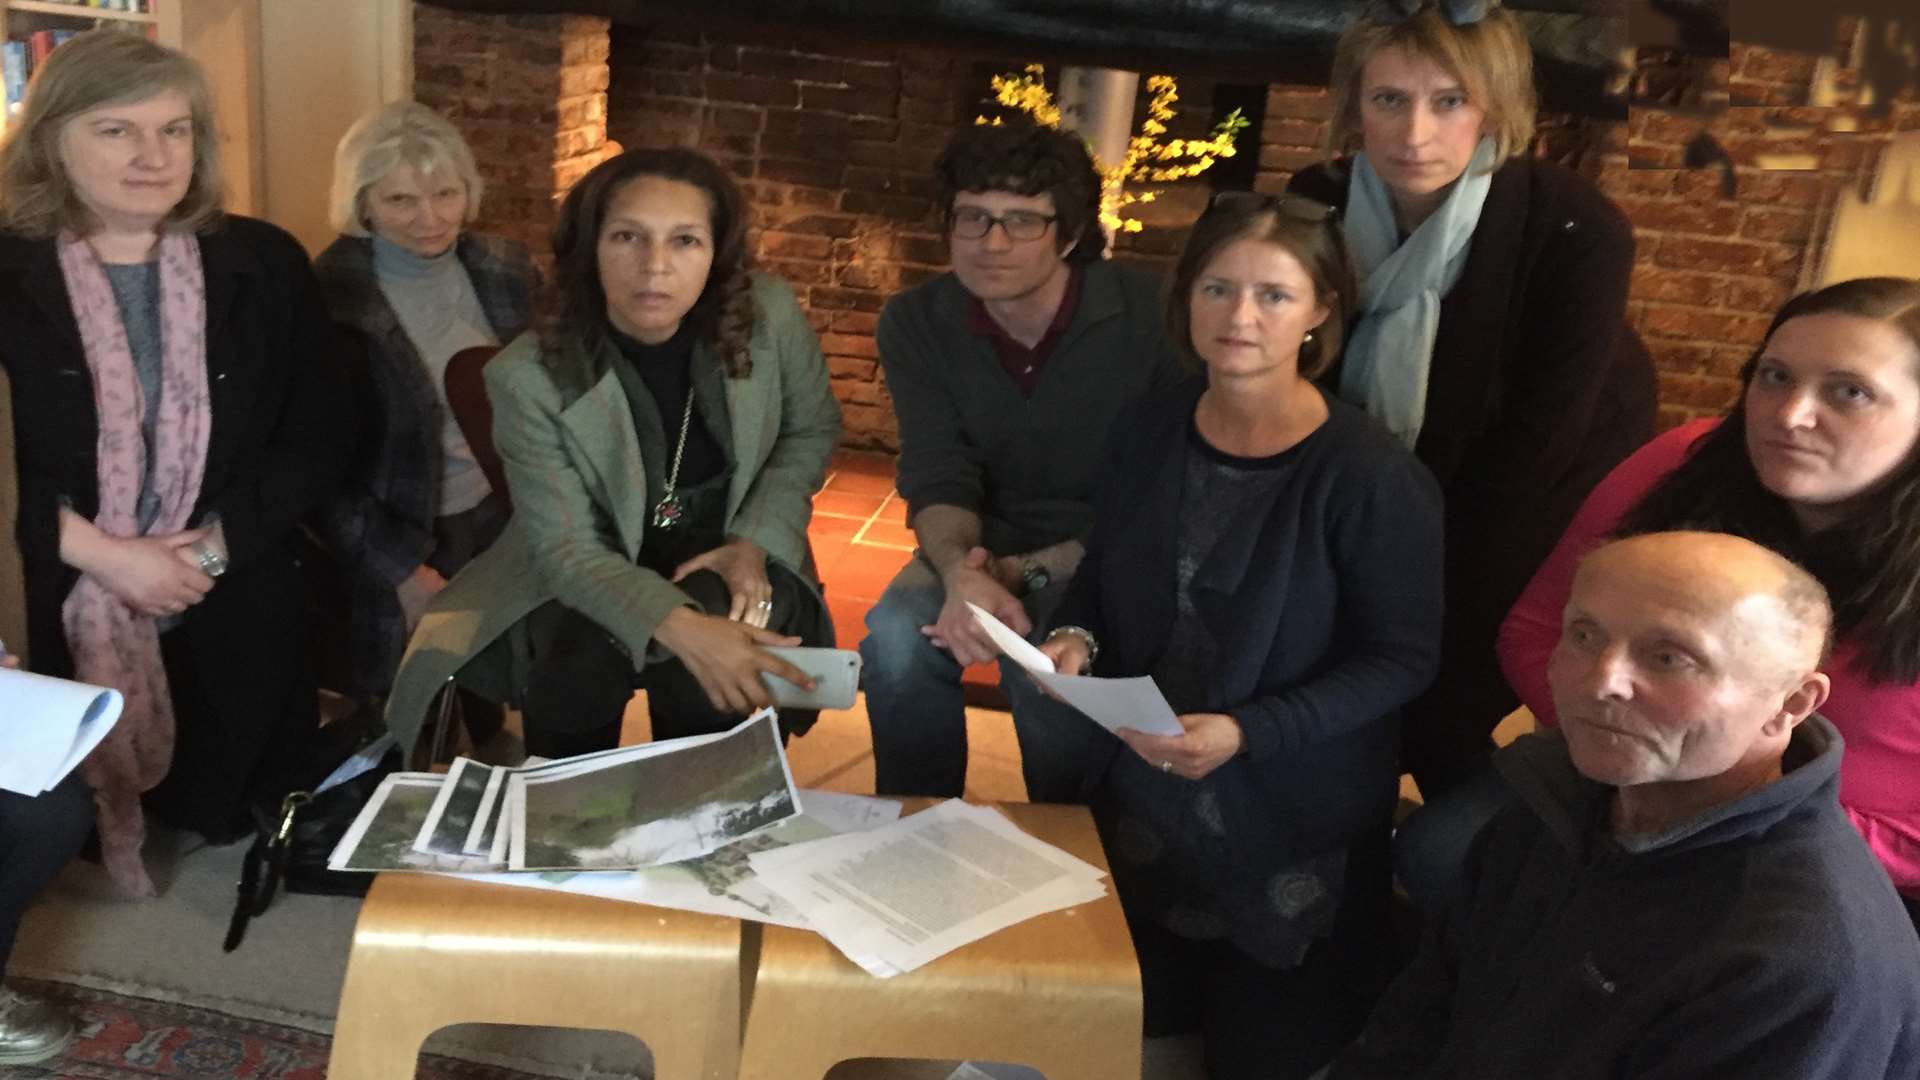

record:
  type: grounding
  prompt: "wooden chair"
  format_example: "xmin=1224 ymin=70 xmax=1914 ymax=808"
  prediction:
xmin=444 ymin=345 xmax=508 ymax=511
xmin=327 ymin=874 xmax=747 ymax=1079
xmin=736 ymin=801 xmax=1143 ymax=1080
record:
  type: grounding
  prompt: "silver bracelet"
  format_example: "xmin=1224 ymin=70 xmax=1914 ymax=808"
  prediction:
xmin=1045 ymin=625 xmax=1099 ymax=670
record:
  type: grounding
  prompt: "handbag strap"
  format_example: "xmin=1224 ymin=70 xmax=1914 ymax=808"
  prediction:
xmin=222 ymin=791 xmax=310 ymax=952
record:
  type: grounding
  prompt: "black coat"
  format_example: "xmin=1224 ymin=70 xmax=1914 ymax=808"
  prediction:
xmin=1051 ymin=380 xmax=1444 ymax=878
xmin=0 ymin=215 xmax=351 ymax=833
xmin=1331 ymin=718 xmax=1920 ymax=1079
xmin=1290 ymin=156 xmax=1657 ymax=791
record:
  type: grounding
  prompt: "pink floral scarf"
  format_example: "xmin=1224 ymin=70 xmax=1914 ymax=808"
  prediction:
xmin=57 ymin=232 xmax=210 ymax=898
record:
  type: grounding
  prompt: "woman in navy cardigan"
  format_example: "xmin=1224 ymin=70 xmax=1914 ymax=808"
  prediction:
xmin=1038 ymin=193 xmax=1443 ymax=1080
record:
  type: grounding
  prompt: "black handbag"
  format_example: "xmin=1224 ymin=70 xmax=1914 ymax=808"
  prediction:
xmin=222 ymin=702 xmax=401 ymax=951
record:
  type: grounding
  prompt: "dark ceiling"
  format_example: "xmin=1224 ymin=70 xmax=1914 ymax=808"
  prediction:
xmin=424 ymin=0 xmax=1634 ymax=117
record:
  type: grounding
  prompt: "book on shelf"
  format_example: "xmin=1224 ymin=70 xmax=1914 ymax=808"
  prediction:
xmin=1 ymin=41 xmax=26 ymax=119
xmin=10 ymin=1 xmax=152 ymax=12
xmin=3 ymin=21 xmax=130 ymax=117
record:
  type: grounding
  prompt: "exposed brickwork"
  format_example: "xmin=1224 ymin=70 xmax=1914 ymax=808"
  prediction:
xmin=1618 ymin=25 xmax=1918 ymax=428
xmin=606 ymin=26 xmax=1239 ymax=449
xmin=412 ymin=4 xmax=616 ymax=267
xmin=424 ymin=9 xmax=1915 ymax=445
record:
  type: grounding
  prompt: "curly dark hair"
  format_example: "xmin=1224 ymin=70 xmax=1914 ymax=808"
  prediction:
xmin=1620 ymin=277 xmax=1920 ymax=684
xmin=548 ymin=148 xmax=756 ymax=376
xmin=934 ymin=119 xmax=1105 ymax=263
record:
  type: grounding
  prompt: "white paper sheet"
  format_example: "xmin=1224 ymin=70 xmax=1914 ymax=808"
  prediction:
xmin=965 ymin=603 xmax=1184 ymax=738
xmin=750 ymin=800 xmax=1108 ymax=978
xmin=0 ymin=667 xmax=123 ymax=794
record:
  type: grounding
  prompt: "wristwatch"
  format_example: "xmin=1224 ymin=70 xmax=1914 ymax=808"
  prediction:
xmin=192 ymin=540 xmax=228 ymax=579
xmin=1019 ymin=557 xmax=1051 ymax=597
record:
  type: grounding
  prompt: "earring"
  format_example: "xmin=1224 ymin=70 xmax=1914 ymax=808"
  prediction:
xmin=1302 ymin=330 xmax=1316 ymax=345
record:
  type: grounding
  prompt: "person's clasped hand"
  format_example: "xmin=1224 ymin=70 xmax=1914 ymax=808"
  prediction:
xmin=674 ymin=538 xmax=776 ymax=628
xmin=1118 ymin=712 xmax=1245 ymax=781
xmin=99 ymin=525 xmax=216 ymax=618
xmin=923 ymin=546 xmax=1027 ymax=666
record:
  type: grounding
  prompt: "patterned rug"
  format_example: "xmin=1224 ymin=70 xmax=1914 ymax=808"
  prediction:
xmin=10 ymin=981 xmax=545 ymax=1079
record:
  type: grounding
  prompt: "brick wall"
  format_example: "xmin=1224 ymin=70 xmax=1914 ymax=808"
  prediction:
xmin=1251 ymin=40 xmax=1917 ymax=432
xmin=412 ymin=4 xmax=616 ymax=264
xmin=606 ymin=26 xmax=1248 ymax=449
xmin=606 ymin=24 xmax=993 ymax=450
xmin=1620 ymin=35 xmax=1918 ymax=427
xmin=418 ymin=8 xmax=1916 ymax=447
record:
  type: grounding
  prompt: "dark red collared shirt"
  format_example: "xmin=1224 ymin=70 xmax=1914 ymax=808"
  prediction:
xmin=965 ymin=267 xmax=1082 ymax=398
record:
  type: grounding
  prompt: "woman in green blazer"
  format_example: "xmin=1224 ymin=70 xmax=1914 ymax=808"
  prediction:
xmin=386 ymin=149 xmax=840 ymax=757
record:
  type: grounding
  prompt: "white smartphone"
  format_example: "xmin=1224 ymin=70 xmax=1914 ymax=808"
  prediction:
xmin=759 ymin=646 xmax=862 ymax=711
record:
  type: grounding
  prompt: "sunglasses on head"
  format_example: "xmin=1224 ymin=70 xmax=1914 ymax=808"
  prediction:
xmin=1366 ymin=0 xmax=1497 ymax=26
xmin=1207 ymin=191 xmax=1338 ymax=223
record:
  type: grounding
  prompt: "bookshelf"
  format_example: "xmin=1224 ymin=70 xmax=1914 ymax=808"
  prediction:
xmin=0 ymin=0 xmax=262 ymax=214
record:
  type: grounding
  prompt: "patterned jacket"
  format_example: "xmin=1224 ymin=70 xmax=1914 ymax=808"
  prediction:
xmin=312 ymin=232 xmax=536 ymax=698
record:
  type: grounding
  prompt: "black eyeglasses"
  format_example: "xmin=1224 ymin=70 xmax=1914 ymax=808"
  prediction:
xmin=1365 ymin=0 xmax=1497 ymax=27
xmin=1207 ymin=191 xmax=1338 ymax=223
xmin=948 ymin=206 xmax=1059 ymax=242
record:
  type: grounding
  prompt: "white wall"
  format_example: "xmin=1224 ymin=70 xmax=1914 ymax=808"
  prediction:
xmin=258 ymin=0 xmax=410 ymax=254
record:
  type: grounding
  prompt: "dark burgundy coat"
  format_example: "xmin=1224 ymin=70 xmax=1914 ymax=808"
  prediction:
xmin=1290 ymin=156 xmax=1656 ymax=790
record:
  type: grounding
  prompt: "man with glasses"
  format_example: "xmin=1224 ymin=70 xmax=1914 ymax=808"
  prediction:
xmin=860 ymin=119 xmax=1180 ymax=801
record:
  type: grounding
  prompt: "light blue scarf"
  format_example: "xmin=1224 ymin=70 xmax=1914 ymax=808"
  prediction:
xmin=1339 ymin=137 xmax=1498 ymax=449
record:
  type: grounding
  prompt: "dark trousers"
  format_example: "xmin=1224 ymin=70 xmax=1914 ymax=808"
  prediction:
xmin=145 ymin=619 xmax=317 ymax=843
xmin=1131 ymin=916 xmax=1372 ymax=1080
xmin=859 ymin=553 xmax=1100 ymax=802
xmin=0 ymin=773 xmax=94 ymax=971
xmin=521 ymin=566 xmax=828 ymax=758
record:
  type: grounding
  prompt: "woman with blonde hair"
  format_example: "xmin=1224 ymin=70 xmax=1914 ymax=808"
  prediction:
xmin=0 ymin=29 xmax=347 ymax=1062
xmin=313 ymin=102 xmax=536 ymax=719
xmin=1288 ymin=0 xmax=1655 ymax=869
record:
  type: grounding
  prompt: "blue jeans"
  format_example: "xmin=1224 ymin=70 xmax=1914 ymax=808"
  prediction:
xmin=859 ymin=554 xmax=1101 ymax=802
xmin=1392 ymin=763 xmax=1513 ymax=916
xmin=1 ymin=773 xmax=94 ymax=970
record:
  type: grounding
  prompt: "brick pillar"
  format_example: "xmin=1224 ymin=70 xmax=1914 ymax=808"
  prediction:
xmin=413 ymin=5 xmax=615 ymax=264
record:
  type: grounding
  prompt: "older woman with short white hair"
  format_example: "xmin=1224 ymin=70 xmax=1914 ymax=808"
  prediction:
xmin=313 ymin=101 xmax=537 ymax=715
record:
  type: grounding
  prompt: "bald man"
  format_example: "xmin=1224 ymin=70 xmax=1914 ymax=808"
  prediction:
xmin=1327 ymin=531 xmax=1920 ymax=1080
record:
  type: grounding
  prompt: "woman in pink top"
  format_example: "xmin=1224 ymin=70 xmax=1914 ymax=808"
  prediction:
xmin=1501 ymin=277 xmax=1920 ymax=926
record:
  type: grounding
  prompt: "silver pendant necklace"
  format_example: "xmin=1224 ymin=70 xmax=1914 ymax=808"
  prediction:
xmin=652 ymin=389 xmax=697 ymax=529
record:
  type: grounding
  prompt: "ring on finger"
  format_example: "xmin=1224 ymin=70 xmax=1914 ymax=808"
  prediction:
xmin=756 ymin=599 xmax=773 ymax=610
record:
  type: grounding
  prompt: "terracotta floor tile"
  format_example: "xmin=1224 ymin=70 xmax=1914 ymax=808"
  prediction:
xmin=823 ymin=466 xmax=898 ymax=497
xmin=814 ymin=490 xmax=888 ymax=519
xmin=831 ymin=547 xmax=914 ymax=601
xmin=874 ymin=493 xmax=909 ymax=525
xmin=855 ymin=520 xmax=918 ymax=550
xmin=826 ymin=596 xmax=872 ymax=650
xmin=807 ymin=514 xmax=864 ymax=547
xmin=830 ymin=449 xmax=898 ymax=479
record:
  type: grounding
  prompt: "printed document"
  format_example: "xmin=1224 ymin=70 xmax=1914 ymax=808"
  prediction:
xmin=750 ymin=799 xmax=1107 ymax=977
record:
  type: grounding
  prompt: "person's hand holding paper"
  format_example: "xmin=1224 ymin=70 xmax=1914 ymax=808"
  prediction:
xmin=964 ymin=603 xmax=1183 ymax=739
